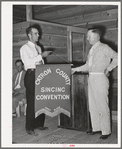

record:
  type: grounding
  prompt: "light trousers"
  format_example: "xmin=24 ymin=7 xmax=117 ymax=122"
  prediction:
xmin=88 ymin=74 xmax=111 ymax=135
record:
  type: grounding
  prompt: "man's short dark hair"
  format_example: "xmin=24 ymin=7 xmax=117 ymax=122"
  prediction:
xmin=26 ymin=24 xmax=39 ymax=37
xmin=88 ymin=28 xmax=102 ymax=37
xmin=15 ymin=59 xmax=23 ymax=65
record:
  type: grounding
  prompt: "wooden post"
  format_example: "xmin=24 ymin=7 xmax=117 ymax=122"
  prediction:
xmin=67 ymin=30 xmax=72 ymax=63
xmin=58 ymin=114 xmax=60 ymax=126
xmin=26 ymin=5 xmax=33 ymax=21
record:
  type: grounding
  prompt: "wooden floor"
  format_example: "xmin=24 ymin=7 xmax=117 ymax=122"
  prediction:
xmin=12 ymin=113 xmax=117 ymax=145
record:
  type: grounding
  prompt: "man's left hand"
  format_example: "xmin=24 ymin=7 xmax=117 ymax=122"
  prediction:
xmin=104 ymin=69 xmax=110 ymax=77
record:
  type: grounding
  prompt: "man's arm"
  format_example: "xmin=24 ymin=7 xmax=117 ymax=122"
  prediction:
xmin=20 ymin=45 xmax=43 ymax=68
xmin=36 ymin=45 xmax=52 ymax=58
xmin=72 ymin=63 xmax=89 ymax=74
xmin=104 ymin=45 xmax=118 ymax=72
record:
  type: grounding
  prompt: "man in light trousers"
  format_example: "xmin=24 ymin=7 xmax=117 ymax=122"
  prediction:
xmin=72 ymin=28 xmax=118 ymax=139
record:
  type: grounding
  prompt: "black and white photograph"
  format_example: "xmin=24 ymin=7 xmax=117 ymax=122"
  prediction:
xmin=1 ymin=1 xmax=121 ymax=148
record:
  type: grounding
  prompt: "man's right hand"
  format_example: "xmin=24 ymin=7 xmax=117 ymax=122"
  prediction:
xmin=71 ymin=68 xmax=77 ymax=74
xmin=41 ymin=51 xmax=52 ymax=58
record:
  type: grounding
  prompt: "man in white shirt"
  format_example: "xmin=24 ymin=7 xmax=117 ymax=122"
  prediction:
xmin=13 ymin=59 xmax=26 ymax=117
xmin=20 ymin=25 xmax=49 ymax=136
xmin=72 ymin=28 xmax=118 ymax=139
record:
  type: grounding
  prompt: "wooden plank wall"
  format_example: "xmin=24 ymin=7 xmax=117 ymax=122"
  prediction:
xmin=13 ymin=22 xmax=29 ymax=74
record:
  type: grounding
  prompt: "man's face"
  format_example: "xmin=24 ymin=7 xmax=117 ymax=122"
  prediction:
xmin=87 ymin=30 xmax=98 ymax=45
xmin=16 ymin=62 xmax=23 ymax=72
xmin=29 ymin=28 xmax=39 ymax=43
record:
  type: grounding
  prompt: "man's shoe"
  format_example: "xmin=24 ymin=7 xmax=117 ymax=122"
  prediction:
xmin=37 ymin=127 xmax=48 ymax=130
xmin=87 ymin=130 xmax=101 ymax=135
xmin=100 ymin=134 xmax=110 ymax=139
xmin=26 ymin=130 xmax=38 ymax=136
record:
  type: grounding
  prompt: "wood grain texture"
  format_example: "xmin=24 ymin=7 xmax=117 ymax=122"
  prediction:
xmin=78 ymin=19 xmax=117 ymax=29
xmin=34 ymin=6 xmax=117 ymax=22
xmin=59 ymin=73 xmax=90 ymax=131
xmin=53 ymin=9 xmax=118 ymax=26
xmin=30 ymin=22 xmax=67 ymax=35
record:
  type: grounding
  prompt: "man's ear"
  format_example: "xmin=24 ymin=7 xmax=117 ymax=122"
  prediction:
xmin=28 ymin=33 xmax=31 ymax=39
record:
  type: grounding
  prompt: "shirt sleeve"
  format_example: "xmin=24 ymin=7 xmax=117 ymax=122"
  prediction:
xmin=20 ymin=45 xmax=43 ymax=68
xmin=103 ymin=45 xmax=118 ymax=72
xmin=75 ymin=54 xmax=89 ymax=72
xmin=76 ymin=63 xmax=89 ymax=72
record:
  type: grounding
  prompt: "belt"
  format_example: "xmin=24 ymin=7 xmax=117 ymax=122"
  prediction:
xmin=89 ymin=72 xmax=104 ymax=75
xmin=27 ymin=68 xmax=35 ymax=71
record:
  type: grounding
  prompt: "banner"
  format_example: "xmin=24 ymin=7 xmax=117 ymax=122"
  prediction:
xmin=35 ymin=64 xmax=71 ymax=118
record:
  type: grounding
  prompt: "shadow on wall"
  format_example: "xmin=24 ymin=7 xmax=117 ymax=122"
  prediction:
xmin=91 ymin=25 xmax=118 ymax=52
xmin=29 ymin=23 xmax=44 ymax=50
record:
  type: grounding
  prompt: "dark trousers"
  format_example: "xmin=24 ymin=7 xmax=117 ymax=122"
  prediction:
xmin=24 ymin=69 xmax=45 ymax=131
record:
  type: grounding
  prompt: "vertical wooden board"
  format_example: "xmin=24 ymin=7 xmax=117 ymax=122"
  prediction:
xmin=59 ymin=113 xmax=71 ymax=128
xmin=60 ymin=73 xmax=90 ymax=131
xmin=109 ymin=86 xmax=118 ymax=111
xmin=73 ymin=51 xmax=84 ymax=62
xmin=73 ymin=74 xmax=88 ymax=131
xmin=26 ymin=5 xmax=33 ymax=21
xmin=72 ymin=43 xmax=83 ymax=51
xmin=73 ymin=33 xmax=86 ymax=63
xmin=111 ymin=68 xmax=118 ymax=86
xmin=72 ymin=43 xmax=84 ymax=62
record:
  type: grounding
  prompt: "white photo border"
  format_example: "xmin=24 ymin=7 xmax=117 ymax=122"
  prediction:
xmin=1 ymin=1 xmax=121 ymax=148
